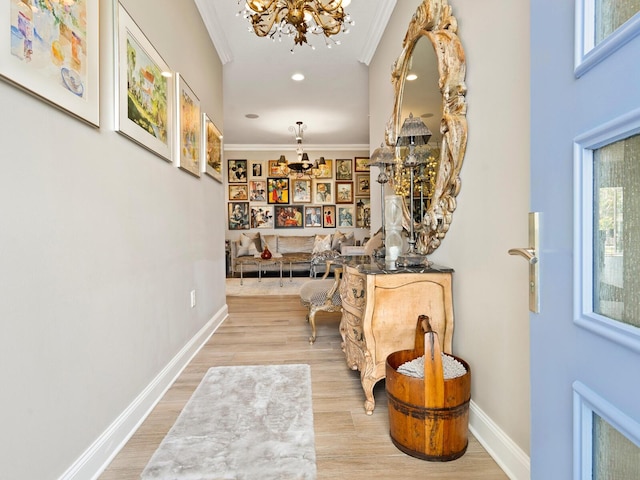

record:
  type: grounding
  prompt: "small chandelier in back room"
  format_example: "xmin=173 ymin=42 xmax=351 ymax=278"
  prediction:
xmin=238 ymin=0 xmax=354 ymax=50
xmin=278 ymin=121 xmax=326 ymax=176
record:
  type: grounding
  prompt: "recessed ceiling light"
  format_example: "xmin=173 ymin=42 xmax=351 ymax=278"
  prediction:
xmin=291 ymin=73 xmax=305 ymax=81
xmin=245 ymin=113 xmax=259 ymax=119
xmin=406 ymin=73 xmax=418 ymax=81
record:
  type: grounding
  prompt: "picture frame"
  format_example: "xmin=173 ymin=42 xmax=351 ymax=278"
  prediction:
xmin=292 ymin=179 xmax=312 ymax=203
xmin=355 ymin=156 xmax=371 ymax=172
xmin=1 ymin=0 xmax=100 ymax=126
xmin=228 ymin=159 xmax=248 ymax=183
xmin=267 ymin=177 xmax=289 ymax=204
xmin=250 ymin=205 xmax=274 ymax=229
xmin=316 ymin=159 xmax=333 ymax=179
xmin=322 ymin=205 xmax=337 ymax=228
xmin=228 ymin=184 xmax=248 ymax=201
xmin=338 ymin=206 xmax=355 ymax=228
xmin=249 ymin=180 xmax=267 ymax=202
xmin=356 ymin=198 xmax=371 ymax=228
xmin=115 ymin=3 xmax=172 ymax=159
xmin=313 ymin=180 xmax=333 ymax=204
xmin=175 ymin=73 xmax=201 ymax=177
xmin=267 ymin=159 xmax=288 ymax=177
xmin=228 ymin=202 xmax=250 ymax=230
xmin=274 ymin=205 xmax=304 ymax=228
xmin=304 ymin=206 xmax=322 ymax=227
xmin=335 ymin=181 xmax=354 ymax=204
xmin=203 ymin=113 xmax=222 ymax=182
xmin=355 ymin=173 xmax=371 ymax=196
xmin=249 ymin=160 xmax=264 ymax=178
xmin=335 ymin=159 xmax=353 ymax=180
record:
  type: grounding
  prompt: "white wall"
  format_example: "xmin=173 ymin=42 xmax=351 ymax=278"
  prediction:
xmin=223 ymin=147 xmax=371 ymax=244
xmin=0 ymin=1 xmax=225 ymax=478
xmin=369 ymin=0 xmax=532 ymax=471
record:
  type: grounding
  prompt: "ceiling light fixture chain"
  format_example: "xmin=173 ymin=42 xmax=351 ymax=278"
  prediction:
xmin=238 ymin=0 xmax=354 ymax=51
xmin=278 ymin=121 xmax=326 ymax=177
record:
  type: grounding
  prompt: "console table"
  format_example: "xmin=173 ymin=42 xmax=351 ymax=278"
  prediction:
xmin=339 ymin=258 xmax=455 ymax=414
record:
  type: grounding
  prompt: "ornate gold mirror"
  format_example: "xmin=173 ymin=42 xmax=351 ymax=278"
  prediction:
xmin=385 ymin=0 xmax=467 ymax=255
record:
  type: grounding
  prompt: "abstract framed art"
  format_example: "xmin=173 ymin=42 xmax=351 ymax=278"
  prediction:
xmin=251 ymin=205 xmax=274 ymax=229
xmin=115 ymin=3 xmax=172 ymax=159
xmin=249 ymin=180 xmax=267 ymax=202
xmin=202 ymin=112 xmax=222 ymax=182
xmin=1 ymin=0 xmax=100 ymax=126
xmin=176 ymin=73 xmax=201 ymax=177
xmin=228 ymin=159 xmax=248 ymax=183
xmin=267 ymin=177 xmax=289 ymax=204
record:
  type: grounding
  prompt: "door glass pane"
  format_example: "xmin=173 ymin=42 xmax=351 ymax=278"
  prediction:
xmin=593 ymin=134 xmax=640 ymax=326
xmin=595 ymin=0 xmax=640 ymax=44
xmin=593 ymin=413 xmax=640 ymax=479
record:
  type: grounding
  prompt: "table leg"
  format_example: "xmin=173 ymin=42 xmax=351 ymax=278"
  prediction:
xmin=258 ymin=260 xmax=262 ymax=282
xmin=279 ymin=261 xmax=283 ymax=287
xmin=289 ymin=262 xmax=293 ymax=282
xmin=240 ymin=262 xmax=244 ymax=286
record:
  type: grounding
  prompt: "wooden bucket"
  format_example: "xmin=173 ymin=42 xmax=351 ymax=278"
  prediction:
xmin=386 ymin=315 xmax=471 ymax=461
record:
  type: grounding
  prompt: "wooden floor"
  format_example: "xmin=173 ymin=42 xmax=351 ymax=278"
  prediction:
xmin=100 ymin=295 xmax=509 ymax=479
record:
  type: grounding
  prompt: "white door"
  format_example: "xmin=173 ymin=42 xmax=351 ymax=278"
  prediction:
xmin=530 ymin=0 xmax=640 ymax=478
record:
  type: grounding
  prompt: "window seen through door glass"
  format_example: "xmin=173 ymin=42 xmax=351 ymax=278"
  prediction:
xmin=593 ymin=413 xmax=640 ymax=479
xmin=593 ymin=133 xmax=640 ymax=326
xmin=595 ymin=0 xmax=640 ymax=44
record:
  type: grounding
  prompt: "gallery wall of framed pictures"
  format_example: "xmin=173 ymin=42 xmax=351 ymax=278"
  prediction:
xmin=0 ymin=1 xmax=225 ymax=183
xmin=225 ymin=156 xmax=371 ymax=232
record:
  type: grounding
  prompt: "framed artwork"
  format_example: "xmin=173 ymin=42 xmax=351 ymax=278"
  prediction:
xmin=316 ymin=159 xmax=333 ymax=179
xmin=115 ymin=3 xmax=172 ymax=159
xmin=355 ymin=156 xmax=371 ymax=172
xmin=176 ymin=73 xmax=201 ymax=177
xmin=313 ymin=180 xmax=333 ymax=204
xmin=304 ymin=206 xmax=322 ymax=227
xmin=267 ymin=159 xmax=288 ymax=177
xmin=228 ymin=184 xmax=248 ymax=201
xmin=1 ymin=0 xmax=100 ymax=126
xmin=251 ymin=205 xmax=274 ymax=229
xmin=267 ymin=177 xmax=289 ymax=204
xmin=335 ymin=159 xmax=353 ymax=180
xmin=356 ymin=198 xmax=371 ymax=228
xmin=249 ymin=180 xmax=267 ymax=202
xmin=228 ymin=202 xmax=250 ymax=230
xmin=355 ymin=173 xmax=371 ymax=196
xmin=228 ymin=159 xmax=248 ymax=183
xmin=335 ymin=181 xmax=354 ymax=204
xmin=203 ymin=113 xmax=222 ymax=182
xmin=292 ymin=179 xmax=312 ymax=203
xmin=338 ymin=206 xmax=355 ymax=228
xmin=249 ymin=160 xmax=264 ymax=178
xmin=322 ymin=205 xmax=337 ymax=228
xmin=274 ymin=205 xmax=304 ymax=228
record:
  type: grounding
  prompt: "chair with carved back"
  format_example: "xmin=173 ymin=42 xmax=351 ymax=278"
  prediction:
xmin=299 ymin=267 xmax=343 ymax=344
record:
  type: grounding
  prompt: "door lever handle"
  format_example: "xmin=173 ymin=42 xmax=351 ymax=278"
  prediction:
xmin=508 ymin=247 xmax=538 ymax=264
xmin=508 ymin=213 xmax=540 ymax=313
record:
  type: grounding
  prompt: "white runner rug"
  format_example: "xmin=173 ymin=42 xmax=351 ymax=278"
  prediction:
xmin=141 ymin=364 xmax=317 ymax=479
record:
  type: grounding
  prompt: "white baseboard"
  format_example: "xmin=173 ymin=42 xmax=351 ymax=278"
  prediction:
xmin=469 ymin=400 xmax=531 ymax=480
xmin=58 ymin=305 xmax=229 ymax=480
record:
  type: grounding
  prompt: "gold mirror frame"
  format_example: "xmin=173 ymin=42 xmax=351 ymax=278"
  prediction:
xmin=386 ymin=0 xmax=467 ymax=254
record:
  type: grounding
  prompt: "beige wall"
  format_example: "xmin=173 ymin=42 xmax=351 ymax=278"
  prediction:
xmin=370 ymin=0 xmax=532 ymax=458
xmin=0 ymin=1 xmax=225 ymax=478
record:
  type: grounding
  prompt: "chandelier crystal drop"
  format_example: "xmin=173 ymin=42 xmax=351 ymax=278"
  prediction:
xmin=238 ymin=0 xmax=354 ymax=50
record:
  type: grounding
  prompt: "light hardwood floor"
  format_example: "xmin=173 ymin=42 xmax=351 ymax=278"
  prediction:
xmin=100 ymin=295 xmax=508 ymax=479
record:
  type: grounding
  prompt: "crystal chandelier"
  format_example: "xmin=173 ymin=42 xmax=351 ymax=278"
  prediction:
xmin=278 ymin=121 xmax=326 ymax=176
xmin=239 ymin=0 xmax=354 ymax=50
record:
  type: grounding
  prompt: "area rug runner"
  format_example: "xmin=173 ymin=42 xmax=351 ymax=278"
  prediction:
xmin=141 ymin=364 xmax=317 ymax=479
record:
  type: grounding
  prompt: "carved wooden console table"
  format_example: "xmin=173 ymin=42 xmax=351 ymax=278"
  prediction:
xmin=339 ymin=259 xmax=455 ymax=414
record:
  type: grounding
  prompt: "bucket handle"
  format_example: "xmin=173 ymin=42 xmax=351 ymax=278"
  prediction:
xmin=415 ymin=315 xmax=445 ymax=409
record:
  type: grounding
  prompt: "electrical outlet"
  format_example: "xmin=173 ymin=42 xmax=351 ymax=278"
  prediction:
xmin=190 ymin=290 xmax=196 ymax=308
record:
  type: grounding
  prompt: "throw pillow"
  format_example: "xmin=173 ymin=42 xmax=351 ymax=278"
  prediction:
xmin=260 ymin=234 xmax=278 ymax=253
xmin=332 ymin=230 xmax=354 ymax=251
xmin=312 ymin=234 xmax=332 ymax=254
xmin=236 ymin=232 xmax=261 ymax=256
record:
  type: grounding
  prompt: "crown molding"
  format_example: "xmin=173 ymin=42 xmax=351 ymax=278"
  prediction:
xmin=224 ymin=144 xmax=371 ymax=152
xmin=194 ymin=0 xmax=233 ymax=65
xmin=358 ymin=0 xmax=397 ymax=66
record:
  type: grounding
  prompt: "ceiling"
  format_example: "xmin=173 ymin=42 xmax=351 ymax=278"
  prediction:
xmin=194 ymin=0 xmax=397 ymax=149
